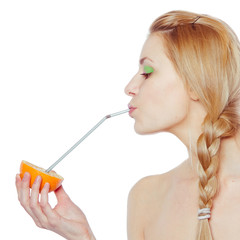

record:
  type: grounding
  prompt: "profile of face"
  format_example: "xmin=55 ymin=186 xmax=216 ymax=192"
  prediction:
xmin=125 ymin=33 xmax=193 ymax=135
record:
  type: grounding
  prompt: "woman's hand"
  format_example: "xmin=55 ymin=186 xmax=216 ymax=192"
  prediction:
xmin=16 ymin=172 xmax=96 ymax=240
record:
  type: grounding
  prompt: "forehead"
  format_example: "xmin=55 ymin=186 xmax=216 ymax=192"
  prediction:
xmin=139 ymin=33 xmax=166 ymax=63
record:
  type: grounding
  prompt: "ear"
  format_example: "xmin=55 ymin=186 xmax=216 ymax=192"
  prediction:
xmin=188 ymin=87 xmax=199 ymax=101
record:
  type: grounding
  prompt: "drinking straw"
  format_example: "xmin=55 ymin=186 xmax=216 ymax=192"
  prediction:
xmin=45 ymin=109 xmax=129 ymax=172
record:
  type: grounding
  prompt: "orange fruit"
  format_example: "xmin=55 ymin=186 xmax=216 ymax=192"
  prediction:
xmin=20 ymin=160 xmax=64 ymax=192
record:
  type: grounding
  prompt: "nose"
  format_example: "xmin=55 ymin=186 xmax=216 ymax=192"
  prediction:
xmin=125 ymin=89 xmax=136 ymax=96
xmin=124 ymin=74 xmax=141 ymax=97
xmin=124 ymin=84 xmax=136 ymax=96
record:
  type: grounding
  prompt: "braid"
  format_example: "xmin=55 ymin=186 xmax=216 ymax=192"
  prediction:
xmin=195 ymin=116 xmax=220 ymax=239
xmin=196 ymin=105 xmax=240 ymax=239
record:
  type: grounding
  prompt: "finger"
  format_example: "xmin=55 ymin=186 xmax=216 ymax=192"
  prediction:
xmin=18 ymin=172 xmax=43 ymax=228
xmin=30 ymin=176 xmax=48 ymax=228
xmin=15 ymin=174 xmax=22 ymax=199
xmin=18 ymin=172 xmax=31 ymax=208
xmin=30 ymin=175 xmax=41 ymax=204
xmin=40 ymin=183 xmax=60 ymax=229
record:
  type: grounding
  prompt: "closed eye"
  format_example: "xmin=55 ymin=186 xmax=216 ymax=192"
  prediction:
xmin=140 ymin=72 xmax=151 ymax=79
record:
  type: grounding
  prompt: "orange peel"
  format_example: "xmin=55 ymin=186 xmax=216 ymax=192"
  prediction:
xmin=20 ymin=160 xmax=64 ymax=192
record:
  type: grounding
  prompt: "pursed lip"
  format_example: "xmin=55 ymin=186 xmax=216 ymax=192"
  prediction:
xmin=128 ymin=103 xmax=137 ymax=116
xmin=128 ymin=103 xmax=137 ymax=109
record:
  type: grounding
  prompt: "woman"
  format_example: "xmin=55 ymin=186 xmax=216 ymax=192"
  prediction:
xmin=16 ymin=10 xmax=240 ymax=240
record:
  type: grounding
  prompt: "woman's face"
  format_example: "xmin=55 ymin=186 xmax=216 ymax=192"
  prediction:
xmin=125 ymin=33 xmax=191 ymax=135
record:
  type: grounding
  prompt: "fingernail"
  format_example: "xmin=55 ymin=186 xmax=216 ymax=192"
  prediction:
xmin=34 ymin=176 xmax=41 ymax=184
xmin=23 ymin=172 xmax=29 ymax=180
xmin=42 ymin=182 xmax=50 ymax=192
xmin=16 ymin=174 xmax=21 ymax=181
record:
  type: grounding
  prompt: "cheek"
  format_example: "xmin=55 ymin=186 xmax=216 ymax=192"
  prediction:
xmin=137 ymin=79 xmax=189 ymax=132
xmin=161 ymin=80 xmax=189 ymax=118
xmin=143 ymin=79 xmax=177 ymax=110
xmin=165 ymin=80 xmax=187 ymax=106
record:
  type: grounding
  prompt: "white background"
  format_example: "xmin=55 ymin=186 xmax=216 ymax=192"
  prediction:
xmin=1 ymin=0 xmax=239 ymax=239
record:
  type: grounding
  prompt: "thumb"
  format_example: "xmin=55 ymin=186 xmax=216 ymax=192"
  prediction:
xmin=54 ymin=185 xmax=72 ymax=203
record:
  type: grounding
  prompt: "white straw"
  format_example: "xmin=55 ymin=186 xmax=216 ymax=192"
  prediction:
xmin=45 ymin=109 xmax=129 ymax=172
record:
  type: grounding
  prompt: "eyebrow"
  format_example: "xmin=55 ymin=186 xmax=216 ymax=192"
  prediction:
xmin=139 ymin=57 xmax=153 ymax=65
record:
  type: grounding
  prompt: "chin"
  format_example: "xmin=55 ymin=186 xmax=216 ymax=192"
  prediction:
xmin=134 ymin=122 xmax=158 ymax=135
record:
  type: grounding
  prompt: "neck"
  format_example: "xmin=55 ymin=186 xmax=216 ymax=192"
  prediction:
xmin=186 ymin=128 xmax=240 ymax=183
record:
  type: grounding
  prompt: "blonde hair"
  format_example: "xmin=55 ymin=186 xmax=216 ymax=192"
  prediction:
xmin=148 ymin=10 xmax=240 ymax=239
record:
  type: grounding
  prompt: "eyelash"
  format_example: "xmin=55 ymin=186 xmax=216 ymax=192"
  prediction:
xmin=140 ymin=72 xmax=151 ymax=79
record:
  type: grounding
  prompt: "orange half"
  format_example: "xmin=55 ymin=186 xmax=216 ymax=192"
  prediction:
xmin=20 ymin=160 xmax=64 ymax=192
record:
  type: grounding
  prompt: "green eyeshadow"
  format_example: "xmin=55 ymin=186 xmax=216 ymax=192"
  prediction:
xmin=144 ymin=65 xmax=154 ymax=73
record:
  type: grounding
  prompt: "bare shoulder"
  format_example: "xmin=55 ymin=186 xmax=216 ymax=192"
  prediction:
xmin=127 ymin=160 xmax=188 ymax=204
xmin=127 ymin=172 xmax=171 ymax=240
xmin=128 ymin=172 xmax=170 ymax=202
xmin=127 ymin=161 xmax=190 ymax=240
